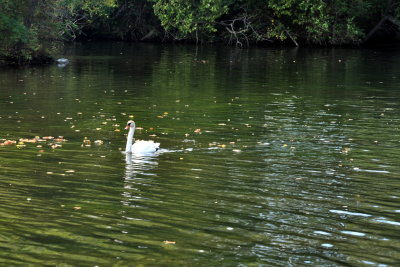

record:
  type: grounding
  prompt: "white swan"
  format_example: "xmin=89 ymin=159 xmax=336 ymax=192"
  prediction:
xmin=125 ymin=120 xmax=160 ymax=154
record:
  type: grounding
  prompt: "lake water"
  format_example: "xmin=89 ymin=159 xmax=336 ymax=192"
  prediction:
xmin=0 ymin=42 xmax=399 ymax=266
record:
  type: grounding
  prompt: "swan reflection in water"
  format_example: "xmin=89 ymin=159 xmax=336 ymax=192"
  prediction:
xmin=122 ymin=152 xmax=159 ymax=207
xmin=124 ymin=152 xmax=159 ymax=176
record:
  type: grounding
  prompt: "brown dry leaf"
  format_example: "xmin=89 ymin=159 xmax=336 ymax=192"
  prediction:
xmin=1 ymin=140 xmax=16 ymax=146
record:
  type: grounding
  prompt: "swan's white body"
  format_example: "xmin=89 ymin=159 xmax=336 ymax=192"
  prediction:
xmin=125 ymin=121 xmax=160 ymax=154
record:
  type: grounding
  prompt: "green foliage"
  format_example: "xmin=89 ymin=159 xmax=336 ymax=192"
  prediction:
xmin=78 ymin=0 xmax=159 ymax=41
xmin=0 ymin=0 xmax=116 ymax=64
xmin=1 ymin=0 xmax=399 ymax=64
xmin=0 ymin=0 xmax=50 ymax=64
xmin=58 ymin=0 xmax=117 ymax=39
xmin=152 ymin=0 xmax=230 ymax=40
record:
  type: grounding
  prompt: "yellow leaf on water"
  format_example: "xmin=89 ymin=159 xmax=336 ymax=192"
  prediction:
xmin=163 ymin=240 xmax=176 ymax=244
xmin=73 ymin=206 xmax=81 ymax=210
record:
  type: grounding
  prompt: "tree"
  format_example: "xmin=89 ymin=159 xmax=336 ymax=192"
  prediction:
xmin=151 ymin=0 xmax=230 ymax=42
xmin=0 ymin=0 xmax=116 ymax=64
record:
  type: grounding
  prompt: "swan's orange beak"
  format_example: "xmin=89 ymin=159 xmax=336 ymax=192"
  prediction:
xmin=125 ymin=125 xmax=130 ymax=130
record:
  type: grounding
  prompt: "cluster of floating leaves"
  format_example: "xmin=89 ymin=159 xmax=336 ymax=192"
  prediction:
xmin=81 ymin=137 xmax=104 ymax=147
xmin=0 ymin=136 xmax=67 ymax=149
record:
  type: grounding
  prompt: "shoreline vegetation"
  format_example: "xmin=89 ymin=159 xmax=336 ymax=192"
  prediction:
xmin=1 ymin=0 xmax=399 ymax=65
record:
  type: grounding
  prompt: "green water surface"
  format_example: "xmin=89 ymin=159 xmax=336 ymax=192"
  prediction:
xmin=0 ymin=43 xmax=400 ymax=266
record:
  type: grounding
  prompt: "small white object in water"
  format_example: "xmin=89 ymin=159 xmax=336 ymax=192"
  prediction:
xmin=56 ymin=58 xmax=69 ymax=63
xmin=94 ymin=140 xmax=104 ymax=145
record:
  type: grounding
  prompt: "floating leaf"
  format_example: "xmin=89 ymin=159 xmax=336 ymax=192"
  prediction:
xmin=83 ymin=138 xmax=91 ymax=145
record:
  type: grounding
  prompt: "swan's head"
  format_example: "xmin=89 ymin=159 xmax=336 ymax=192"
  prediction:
xmin=125 ymin=120 xmax=136 ymax=130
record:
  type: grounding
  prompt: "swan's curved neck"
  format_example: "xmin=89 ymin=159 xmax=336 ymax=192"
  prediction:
xmin=126 ymin=125 xmax=135 ymax=153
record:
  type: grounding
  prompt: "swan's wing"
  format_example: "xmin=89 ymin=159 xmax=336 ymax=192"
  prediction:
xmin=132 ymin=140 xmax=160 ymax=153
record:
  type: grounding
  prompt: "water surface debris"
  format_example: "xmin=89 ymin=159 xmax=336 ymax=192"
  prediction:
xmin=0 ymin=140 xmax=17 ymax=146
xmin=1 ymin=136 xmax=68 ymax=148
xmin=16 ymin=142 xmax=26 ymax=148
xmin=82 ymin=137 xmax=91 ymax=147
xmin=94 ymin=140 xmax=104 ymax=145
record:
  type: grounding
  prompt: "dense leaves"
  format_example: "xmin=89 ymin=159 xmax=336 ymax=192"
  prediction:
xmin=0 ymin=0 xmax=115 ymax=64
xmin=1 ymin=0 xmax=399 ymax=64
